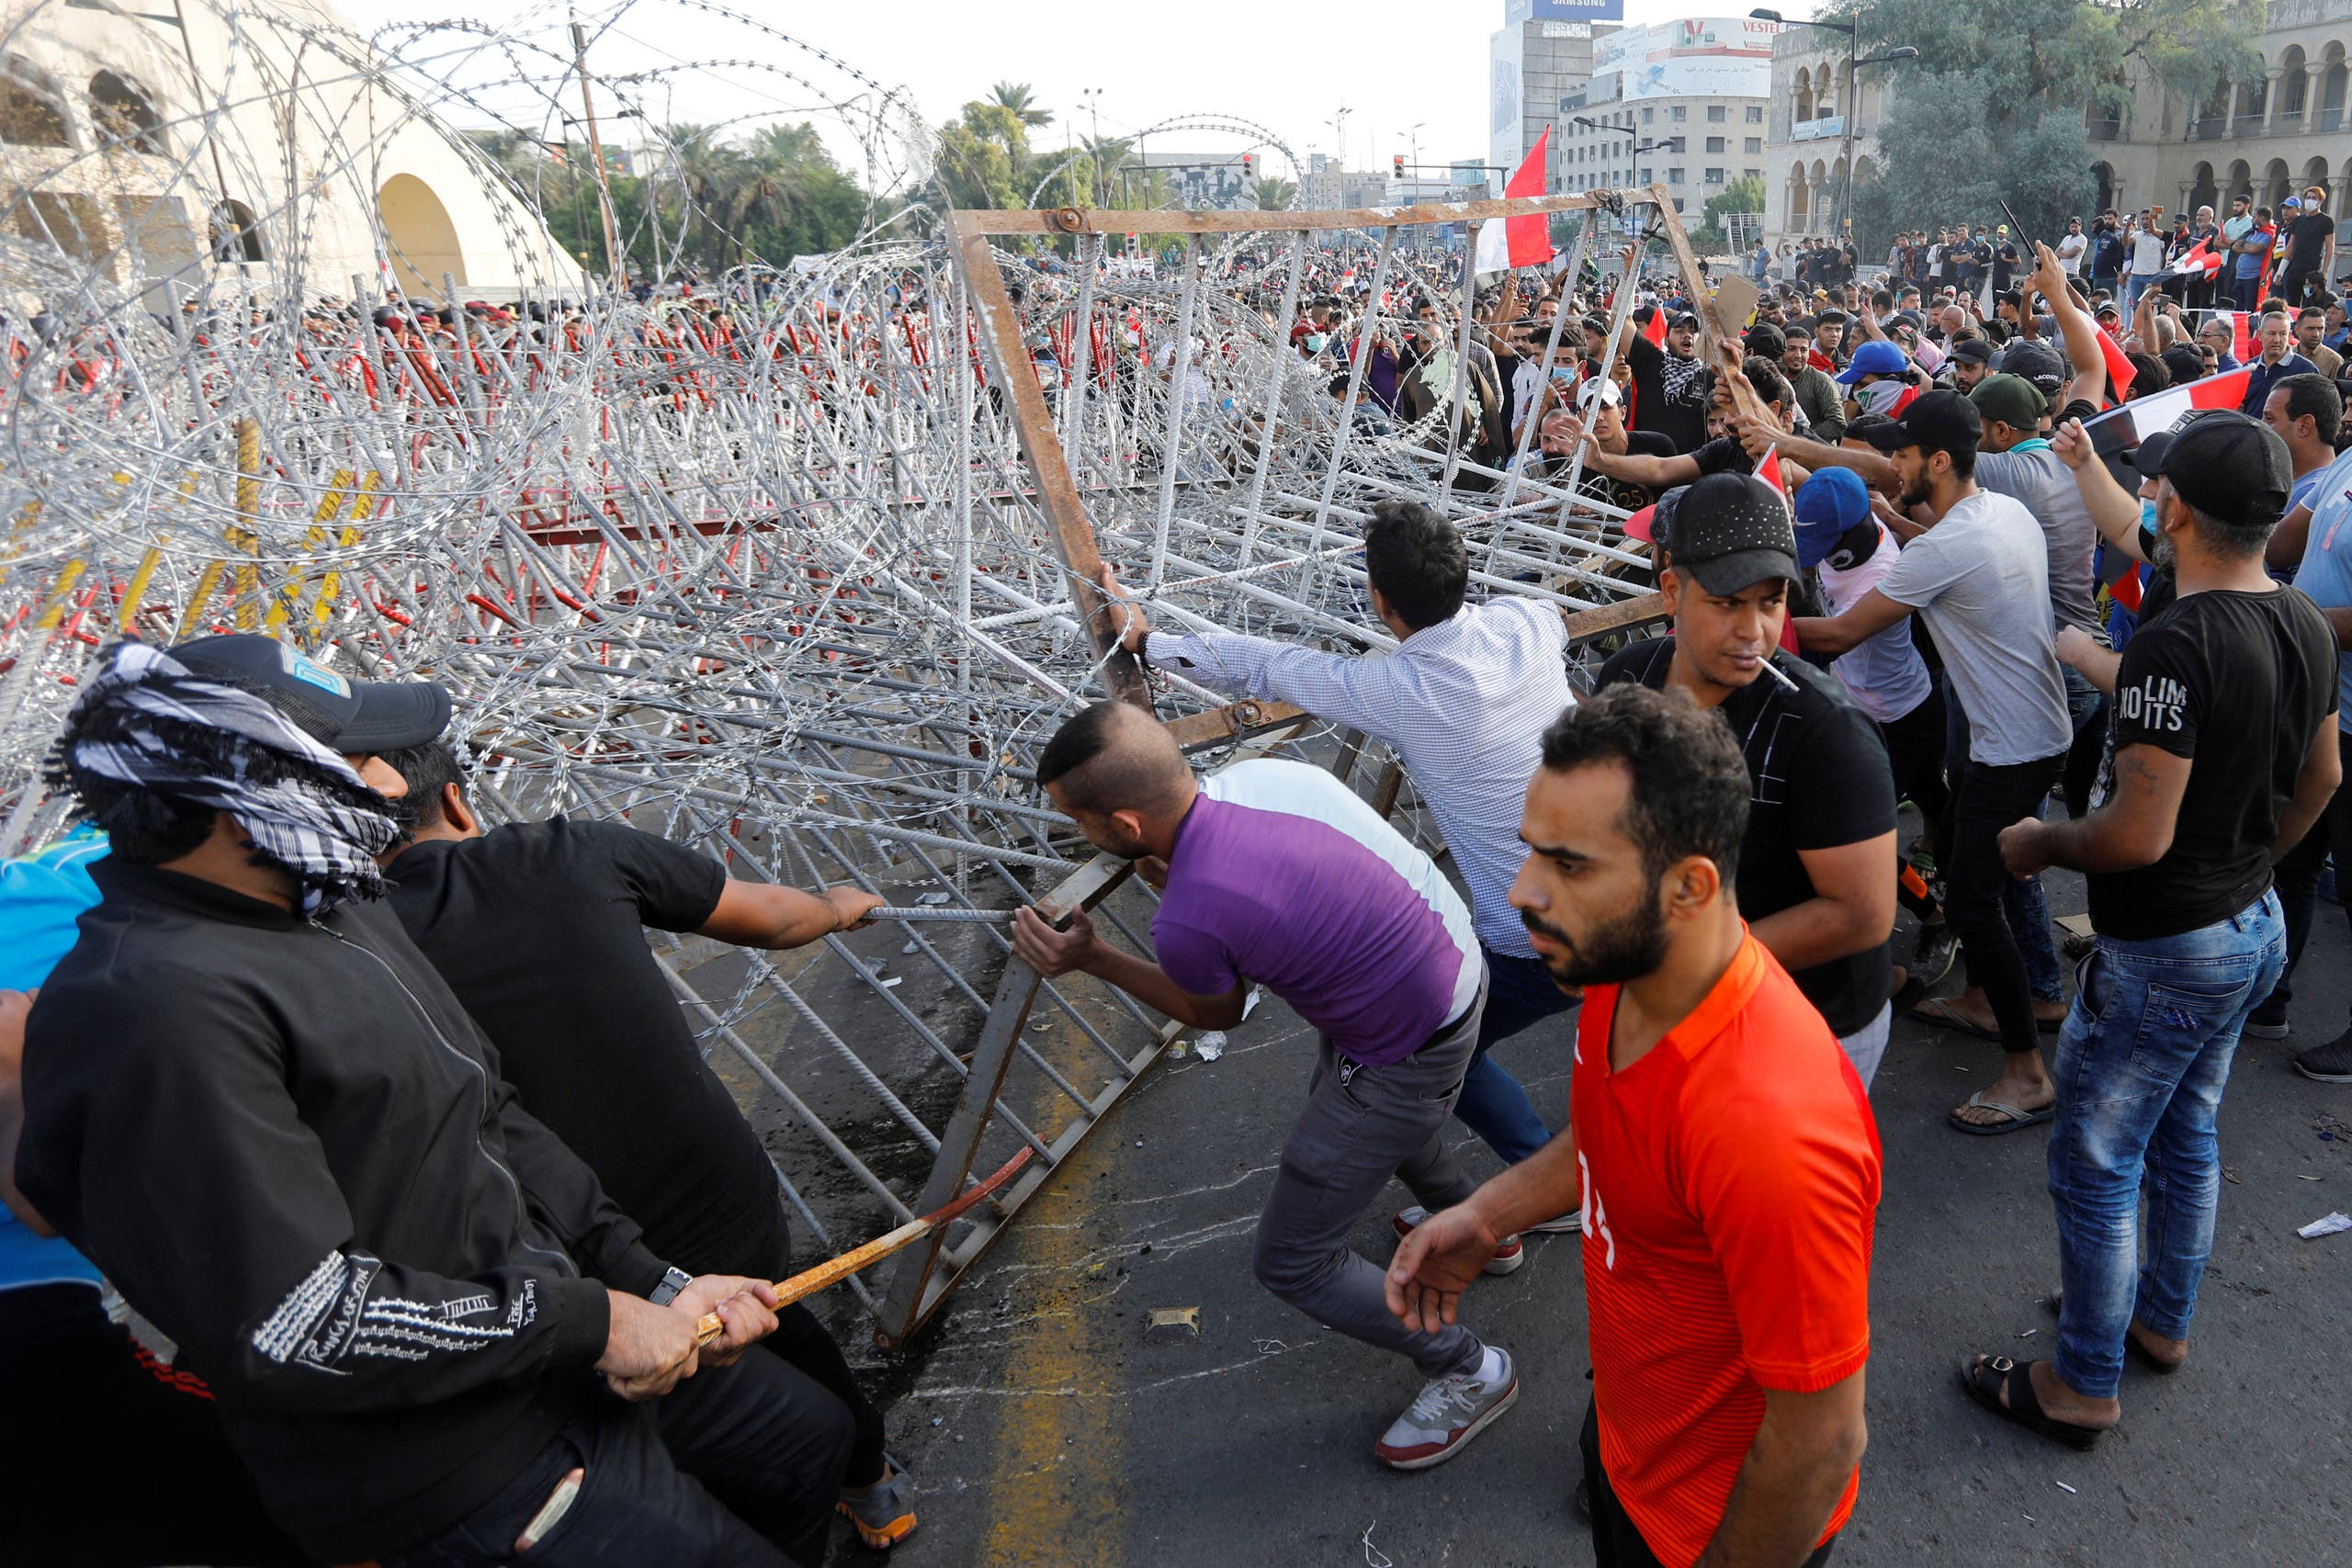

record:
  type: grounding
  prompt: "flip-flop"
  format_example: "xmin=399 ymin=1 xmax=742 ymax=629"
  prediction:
xmin=1911 ymin=997 xmax=2003 ymax=1043
xmin=2041 ymin=1289 xmax=2186 ymax=1375
xmin=1948 ymin=1090 xmax=2055 ymax=1136
xmin=1958 ymin=1354 xmax=2105 ymax=1450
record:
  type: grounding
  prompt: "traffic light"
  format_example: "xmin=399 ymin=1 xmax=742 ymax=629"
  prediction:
xmin=1241 ymin=152 xmax=1254 ymax=177
xmin=1393 ymin=154 xmax=1406 ymax=178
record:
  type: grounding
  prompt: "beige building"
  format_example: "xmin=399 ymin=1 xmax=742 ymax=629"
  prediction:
xmin=0 ymin=0 xmax=581 ymax=310
xmin=1765 ymin=0 xmax=2352 ymax=251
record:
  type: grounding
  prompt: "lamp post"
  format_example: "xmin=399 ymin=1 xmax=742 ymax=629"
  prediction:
xmin=1751 ymin=8 xmax=1914 ymax=236
xmin=1570 ymin=115 xmax=1658 ymax=189
xmin=1080 ymin=87 xmax=1105 ymax=206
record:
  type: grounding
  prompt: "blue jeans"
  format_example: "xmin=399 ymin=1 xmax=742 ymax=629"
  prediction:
xmin=1457 ymin=946 xmax=1578 ymax=1165
xmin=2047 ymin=891 xmax=2284 ymax=1400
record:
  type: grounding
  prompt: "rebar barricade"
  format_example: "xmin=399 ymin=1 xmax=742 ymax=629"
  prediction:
xmin=0 ymin=0 xmax=1717 ymax=1346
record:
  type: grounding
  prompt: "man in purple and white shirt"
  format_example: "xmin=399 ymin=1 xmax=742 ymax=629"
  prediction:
xmin=1097 ymin=500 xmax=1577 ymax=1181
xmin=1012 ymin=701 xmax=1519 ymax=1472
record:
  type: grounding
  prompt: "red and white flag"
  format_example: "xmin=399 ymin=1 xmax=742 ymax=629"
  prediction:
xmin=1474 ymin=127 xmax=1554 ymax=275
xmin=2082 ymin=365 xmax=2254 ymax=459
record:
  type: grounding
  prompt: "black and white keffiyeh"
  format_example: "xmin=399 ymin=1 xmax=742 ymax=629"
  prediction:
xmin=54 ymin=640 xmax=401 ymax=914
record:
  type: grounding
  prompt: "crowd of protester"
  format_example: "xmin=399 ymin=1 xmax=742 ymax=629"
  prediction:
xmin=6 ymin=192 xmax=2352 ymax=1568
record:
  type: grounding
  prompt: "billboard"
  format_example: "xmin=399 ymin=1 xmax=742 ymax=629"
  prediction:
xmin=1507 ymin=0 xmax=1625 ymax=20
xmin=1593 ymin=16 xmax=1775 ymax=99
xmin=1490 ymin=24 xmax=1524 ymax=175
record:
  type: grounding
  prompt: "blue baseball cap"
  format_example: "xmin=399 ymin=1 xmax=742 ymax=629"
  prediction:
xmin=1792 ymin=468 xmax=1873 ymax=568
xmin=1834 ymin=339 xmax=1910 ymax=385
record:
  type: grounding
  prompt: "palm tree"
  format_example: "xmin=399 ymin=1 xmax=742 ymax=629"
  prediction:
xmin=988 ymin=82 xmax=1052 ymax=130
xmin=1253 ymin=176 xmax=1297 ymax=211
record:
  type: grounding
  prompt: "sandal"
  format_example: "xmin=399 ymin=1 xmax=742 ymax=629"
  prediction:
xmin=1957 ymin=1354 xmax=2105 ymax=1450
xmin=1947 ymin=1090 xmax=2054 ymax=1136
xmin=1912 ymin=997 xmax=2003 ymax=1043
xmin=2041 ymin=1289 xmax=2186 ymax=1375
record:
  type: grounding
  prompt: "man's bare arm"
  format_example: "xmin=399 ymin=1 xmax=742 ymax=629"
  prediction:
xmin=2273 ymin=717 xmax=2345 ymax=864
xmin=1793 ymin=589 xmax=1913 ymax=658
xmin=1748 ymin=834 xmax=1897 ymax=973
xmin=1692 ymin=1371 xmax=1868 ymax=1568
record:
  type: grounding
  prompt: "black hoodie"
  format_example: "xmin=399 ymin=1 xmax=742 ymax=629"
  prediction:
xmin=16 ymin=857 xmax=672 ymax=1559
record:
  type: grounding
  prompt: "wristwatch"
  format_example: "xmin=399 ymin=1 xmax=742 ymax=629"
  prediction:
xmin=648 ymin=1267 xmax=692 ymax=1307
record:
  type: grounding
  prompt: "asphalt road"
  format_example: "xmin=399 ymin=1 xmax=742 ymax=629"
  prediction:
xmin=800 ymin=856 xmax=2352 ymax=1566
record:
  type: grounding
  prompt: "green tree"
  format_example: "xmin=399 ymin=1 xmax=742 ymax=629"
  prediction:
xmin=1253 ymin=176 xmax=1297 ymax=211
xmin=1847 ymin=0 xmax=2261 ymax=253
xmin=1691 ymin=175 xmax=1768 ymax=249
xmin=933 ymin=99 xmax=1034 ymax=211
xmin=987 ymin=82 xmax=1053 ymax=130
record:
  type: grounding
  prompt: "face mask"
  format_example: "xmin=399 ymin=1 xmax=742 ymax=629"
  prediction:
xmin=2139 ymin=498 xmax=2160 ymax=540
xmin=1303 ymin=333 xmax=1329 ymax=354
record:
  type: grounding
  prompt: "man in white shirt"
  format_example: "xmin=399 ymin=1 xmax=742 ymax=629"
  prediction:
xmin=1793 ymin=392 xmax=2075 ymax=1137
xmin=2122 ymin=212 xmax=2169 ymax=311
xmin=2054 ymin=217 xmax=2089 ymax=279
xmin=1097 ymin=502 xmax=1583 ymax=1210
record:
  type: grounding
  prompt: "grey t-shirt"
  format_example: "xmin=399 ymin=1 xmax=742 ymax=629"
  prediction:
xmin=1973 ymin=442 xmax=2100 ymax=635
xmin=1879 ymin=490 xmax=2074 ymax=766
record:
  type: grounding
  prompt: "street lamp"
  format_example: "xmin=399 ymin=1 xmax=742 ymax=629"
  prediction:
xmin=1752 ymin=8 xmax=1916 ymax=235
xmin=1570 ymin=116 xmax=1658 ymax=188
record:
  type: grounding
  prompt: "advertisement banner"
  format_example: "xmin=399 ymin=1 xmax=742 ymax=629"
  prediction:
xmin=1507 ymin=0 xmax=1625 ymax=21
xmin=1592 ymin=16 xmax=1775 ymax=99
xmin=1490 ymin=24 xmax=1524 ymax=175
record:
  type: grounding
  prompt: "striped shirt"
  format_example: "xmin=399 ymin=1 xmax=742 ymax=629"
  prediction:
xmin=1146 ymin=595 xmax=1575 ymax=958
xmin=1576 ymin=935 xmax=1880 ymax=1566
xmin=1154 ymin=760 xmax=1482 ymax=1066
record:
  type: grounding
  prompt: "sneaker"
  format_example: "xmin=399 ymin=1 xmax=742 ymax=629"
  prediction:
xmin=2294 ymin=1028 xmax=2352 ymax=1084
xmin=1524 ymin=1209 xmax=1583 ymax=1235
xmin=838 ymin=1455 xmax=918 ymax=1551
xmin=1911 ymin=921 xmax=1960 ymax=989
xmin=1374 ymin=1348 xmax=1521 ymax=1470
xmin=2244 ymin=1000 xmax=2290 ymax=1040
xmin=1394 ymin=1207 xmax=1524 ymax=1274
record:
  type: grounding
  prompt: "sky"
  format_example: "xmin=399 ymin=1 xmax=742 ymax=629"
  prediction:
xmin=336 ymin=0 xmax=1820 ymax=184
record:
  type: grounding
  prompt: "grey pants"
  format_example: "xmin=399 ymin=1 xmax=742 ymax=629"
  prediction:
xmin=1250 ymin=982 xmax=1487 ymax=1379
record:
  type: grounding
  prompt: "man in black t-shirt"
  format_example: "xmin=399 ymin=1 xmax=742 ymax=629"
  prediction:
xmin=1550 ymin=359 xmax=1797 ymax=494
xmin=1972 ymin=412 xmax=2338 ymax=1451
xmin=2276 ymin=190 xmax=2337 ymax=307
xmin=1598 ymin=308 xmax=1713 ymax=454
xmin=379 ymin=750 xmax=922 ymax=1551
xmin=1598 ymin=472 xmax=1898 ymax=1083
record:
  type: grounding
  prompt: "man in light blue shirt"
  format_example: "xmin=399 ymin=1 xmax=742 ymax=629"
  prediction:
xmin=2259 ymin=444 xmax=2352 ymax=1076
xmin=1100 ymin=501 xmax=1581 ymax=1200
xmin=2 ymin=829 xmax=302 ymax=1563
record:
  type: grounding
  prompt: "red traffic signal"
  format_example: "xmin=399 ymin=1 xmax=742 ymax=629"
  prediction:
xmin=1242 ymin=152 xmax=1254 ymax=177
xmin=1393 ymin=154 xmax=1406 ymax=178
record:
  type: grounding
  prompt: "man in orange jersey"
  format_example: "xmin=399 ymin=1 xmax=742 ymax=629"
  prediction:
xmin=1387 ymin=683 xmax=1881 ymax=1567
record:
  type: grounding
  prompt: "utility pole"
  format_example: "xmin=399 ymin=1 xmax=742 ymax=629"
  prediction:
xmin=570 ymin=21 xmax=623 ymax=289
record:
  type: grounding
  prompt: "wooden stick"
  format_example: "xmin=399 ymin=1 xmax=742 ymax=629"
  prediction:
xmin=689 ymin=1146 xmax=1035 ymax=1347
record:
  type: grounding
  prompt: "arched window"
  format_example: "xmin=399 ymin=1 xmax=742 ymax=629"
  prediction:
xmin=89 ymin=70 xmax=164 ymax=155
xmin=1 ymin=54 xmax=72 ymax=147
xmin=209 ymin=198 xmax=265 ymax=264
xmin=2279 ymin=47 xmax=2309 ymax=117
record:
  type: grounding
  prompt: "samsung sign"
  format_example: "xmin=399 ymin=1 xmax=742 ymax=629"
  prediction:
xmin=1506 ymin=0 xmax=1626 ymax=22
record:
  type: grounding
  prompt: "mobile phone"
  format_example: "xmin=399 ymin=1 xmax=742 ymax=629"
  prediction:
xmin=515 ymin=1468 xmax=585 ymax=1552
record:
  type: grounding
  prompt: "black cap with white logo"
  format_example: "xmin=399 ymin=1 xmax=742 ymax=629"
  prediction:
xmin=1660 ymin=472 xmax=1801 ymax=596
xmin=171 ymin=635 xmax=451 ymax=753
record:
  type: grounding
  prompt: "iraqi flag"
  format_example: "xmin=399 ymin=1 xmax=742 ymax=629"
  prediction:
xmin=2081 ymin=364 xmax=2255 ymax=461
xmin=1474 ymin=128 xmax=1555 ymax=275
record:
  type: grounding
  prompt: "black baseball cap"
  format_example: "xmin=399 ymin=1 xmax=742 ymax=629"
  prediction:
xmin=1948 ymin=337 xmax=1996 ymax=367
xmin=171 ymin=635 xmax=451 ymax=753
xmin=1661 ymin=472 xmax=1800 ymax=595
xmin=1862 ymin=388 xmax=1984 ymax=456
xmin=2132 ymin=411 xmax=2291 ymax=527
xmin=1670 ymin=310 xmax=1701 ymax=330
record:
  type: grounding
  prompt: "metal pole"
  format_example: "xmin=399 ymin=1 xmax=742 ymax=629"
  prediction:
xmin=570 ymin=21 xmax=624 ymax=288
xmin=1839 ymin=28 xmax=1857 ymax=237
